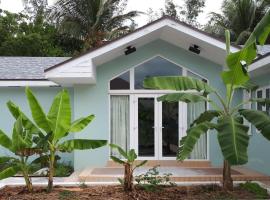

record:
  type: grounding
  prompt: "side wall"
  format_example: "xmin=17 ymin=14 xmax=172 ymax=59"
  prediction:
xmin=0 ymin=87 xmax=74 ymax=166
xmin=246 ymin=73 xmax=270 ymax=175
xmin=73 ymin=39 xmax=227 ymax=170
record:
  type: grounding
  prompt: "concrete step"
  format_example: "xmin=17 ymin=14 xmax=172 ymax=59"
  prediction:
xmin=106 ymin=160 xmax=211 ymax=168
xmin=78 ymin=166 xmax=270 ymax=183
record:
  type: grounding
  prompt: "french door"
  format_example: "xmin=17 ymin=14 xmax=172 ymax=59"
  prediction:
xmin=131 ymin=94 xmax=187 ymax=160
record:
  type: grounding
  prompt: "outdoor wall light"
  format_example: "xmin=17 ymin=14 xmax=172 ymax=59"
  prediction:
xmin=125 ymin=46 xmax=136 ymax=55
xmin=189 ymin=44 xmax=201 ymax=54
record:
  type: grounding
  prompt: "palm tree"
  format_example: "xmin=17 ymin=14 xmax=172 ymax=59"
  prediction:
xmin=205 ymin=0 xmax=270 ymax=44
xmin=50 ymin=0 xmax=141 ymax=50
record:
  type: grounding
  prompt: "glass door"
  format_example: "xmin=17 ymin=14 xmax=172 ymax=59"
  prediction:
xmin=133 ymin=94 xmax=187 ymax=160
xmin=133 ymin=94 xmax=158 ymax=159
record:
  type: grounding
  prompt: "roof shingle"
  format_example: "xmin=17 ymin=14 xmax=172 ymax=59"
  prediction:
xmin=0 ymin=57 xmax=70 ymax=80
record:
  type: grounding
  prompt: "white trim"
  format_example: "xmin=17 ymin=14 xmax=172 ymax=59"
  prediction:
xmin=0 ymin=80 xmax=58 ymax=87
xmin=45 ymin=17 xmax=239 ymax=85
xmin=249 ymin=55 xmax=270 ymax=72
xmin=45 ymin=18 xmax=239 ymax=73
xmin=243 ymin=90 xmax=252 ymax=136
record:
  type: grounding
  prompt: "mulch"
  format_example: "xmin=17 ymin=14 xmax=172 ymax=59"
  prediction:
xmin=0 ymin=184 xmax=265 ymax=200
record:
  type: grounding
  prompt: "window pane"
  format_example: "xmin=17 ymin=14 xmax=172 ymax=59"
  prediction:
xmin=187 ymin=102 xmax=207 ymax=159
xmin=162 ymin=101 xmax=179 ymax=157
xmin=187 ymin=71 xmax=207 ymax=83
xmin=138 ymin=98 xmax=155 ymax=157
xmin=135 ymin=56 xmax=182 ymax=89
xmin=266 ymin=89 xmax=270 ymax=114
xmin=110 ymin=96 xmax=130 ymax=157
xmin=257 ymin=90 xmax=263 ymax=111
xmin=110 ymin=71 xmax=130 ymax=90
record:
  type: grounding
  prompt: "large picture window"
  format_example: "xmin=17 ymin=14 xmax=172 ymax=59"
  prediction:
xmin=109 ymin=56 xmax=208 ymax=160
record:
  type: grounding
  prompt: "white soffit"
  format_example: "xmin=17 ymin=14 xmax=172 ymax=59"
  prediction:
xmin=249 ymin=54 xmax=270 ymax=77
xmin=0 ymin=80 xmax=58 ymax=87
xmin=45 ymin=17 xmax=240 ymax=85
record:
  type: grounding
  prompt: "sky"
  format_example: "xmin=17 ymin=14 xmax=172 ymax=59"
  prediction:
xmin=0 ymin=0 xmax=223 ymax=26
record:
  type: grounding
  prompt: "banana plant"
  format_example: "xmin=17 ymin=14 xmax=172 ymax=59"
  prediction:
xmin=144 ymin=11 xmax=270 ymax=191
xmin=0 ymin=116 xmax=41 ymax=192
xmin=110 ymin=144 xmax=147 ymax=191
xmin=7 ymin=87 xmax=107 ymax=192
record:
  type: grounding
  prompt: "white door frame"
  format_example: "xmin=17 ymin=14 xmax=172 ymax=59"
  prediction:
xmin=132 ymin=94 xmax=187 ymax=160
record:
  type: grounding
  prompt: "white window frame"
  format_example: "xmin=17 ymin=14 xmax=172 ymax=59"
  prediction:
xmin=108 ymin=55 xmax=210 ymax=161
xmin=255 ymin=86 xmax=270 ymax=111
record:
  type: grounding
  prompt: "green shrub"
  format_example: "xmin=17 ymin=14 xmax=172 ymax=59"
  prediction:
xmin=54 ymin=162 xmax=74 ymax=177
xmin=135 ymin=165 xmax=175 ymax=191
xmin=240 ymin=182 xmax=268 ymax=199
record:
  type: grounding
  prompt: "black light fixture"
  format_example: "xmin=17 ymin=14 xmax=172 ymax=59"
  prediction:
xmin=189 ymin=44 xmax=201 ymax=54
xmin=125 ymin=46 xmax=136 ymax=55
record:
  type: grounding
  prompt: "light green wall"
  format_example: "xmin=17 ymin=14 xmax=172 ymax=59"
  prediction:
xmin=73 ymin=39 xmax=227 ymax=170
xmin=0 ymin=87 xmax=74 ymax=165
xmin=245 ymin=74 xmax=270 ymax=175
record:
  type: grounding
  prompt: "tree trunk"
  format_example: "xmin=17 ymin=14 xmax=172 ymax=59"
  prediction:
xmin=22 ymin=170 xmax=33 ymax=193
xmin=222 ymin=160 xmax=233 ymax=191
xmin=47 ymin=152 xmax=55 ymax=193
xmin=124 ymin=163 xmax=133 ymax=191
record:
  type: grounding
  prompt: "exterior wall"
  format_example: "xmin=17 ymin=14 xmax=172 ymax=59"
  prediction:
xmin=245 ymin=73 xmax=270 ymax=175
xmin=73 ymin=39 xmax=227 ymax=170
xmin=0 ymin=87 xmax=74 ymax=166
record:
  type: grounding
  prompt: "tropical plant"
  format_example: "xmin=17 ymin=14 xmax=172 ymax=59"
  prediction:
xmin=7 ymin=87 xmax=107 ymax=192
xmin=0 ymin=116 xmax=41 ymax=192
xmin=147 ymin=0 xmax=205 ymax=27
xmin=144 ymin=11 xmax=270 ymax=191
xmin=110 ymin=144 xmax=147 ymax=191
xmin=0 ymin=9 xmax=83 ymax=56
xmin=205 ymin=0 xmax=270 ymax=44
xmin=50 ymin=0 xmax=140 ymax=51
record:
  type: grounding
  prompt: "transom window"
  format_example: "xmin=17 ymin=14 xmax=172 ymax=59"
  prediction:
xmin=109 ymin=56 xmax=206 ymax=91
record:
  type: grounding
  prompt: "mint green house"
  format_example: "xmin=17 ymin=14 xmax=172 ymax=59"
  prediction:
xmin=0 ymin=17 xmax=270 ymax=176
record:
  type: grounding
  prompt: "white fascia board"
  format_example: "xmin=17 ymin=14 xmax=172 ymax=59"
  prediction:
xmin=164 ymin=19 xmax=239 ymax=53
xmin=46 ymin=22 xmax=166 ymax=71
xmin=45 ymin=18 xmax=240 ymax=83
xmin=0 ymin=80 xmax=58 ymax=87
xmin=47 ymin=77 xmax=96 ymax=86
xmin=249 ymin=56 xmax=270 ymax=72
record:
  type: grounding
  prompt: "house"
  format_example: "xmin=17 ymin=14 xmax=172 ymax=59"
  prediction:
xmin=0 ymin=16 xmax=270 ymax=176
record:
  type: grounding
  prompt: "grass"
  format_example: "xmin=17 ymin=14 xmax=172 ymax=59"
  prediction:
xmin=240 ymin=182 xmax=268 ymax=199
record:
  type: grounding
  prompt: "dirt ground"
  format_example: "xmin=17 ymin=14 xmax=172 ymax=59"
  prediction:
xmin=0 ymin=184 xmax=267 ymax=200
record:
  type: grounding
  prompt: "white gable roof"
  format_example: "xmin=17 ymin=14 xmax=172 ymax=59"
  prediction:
xmin=45 ymin=16 xmax=240 ymax=86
